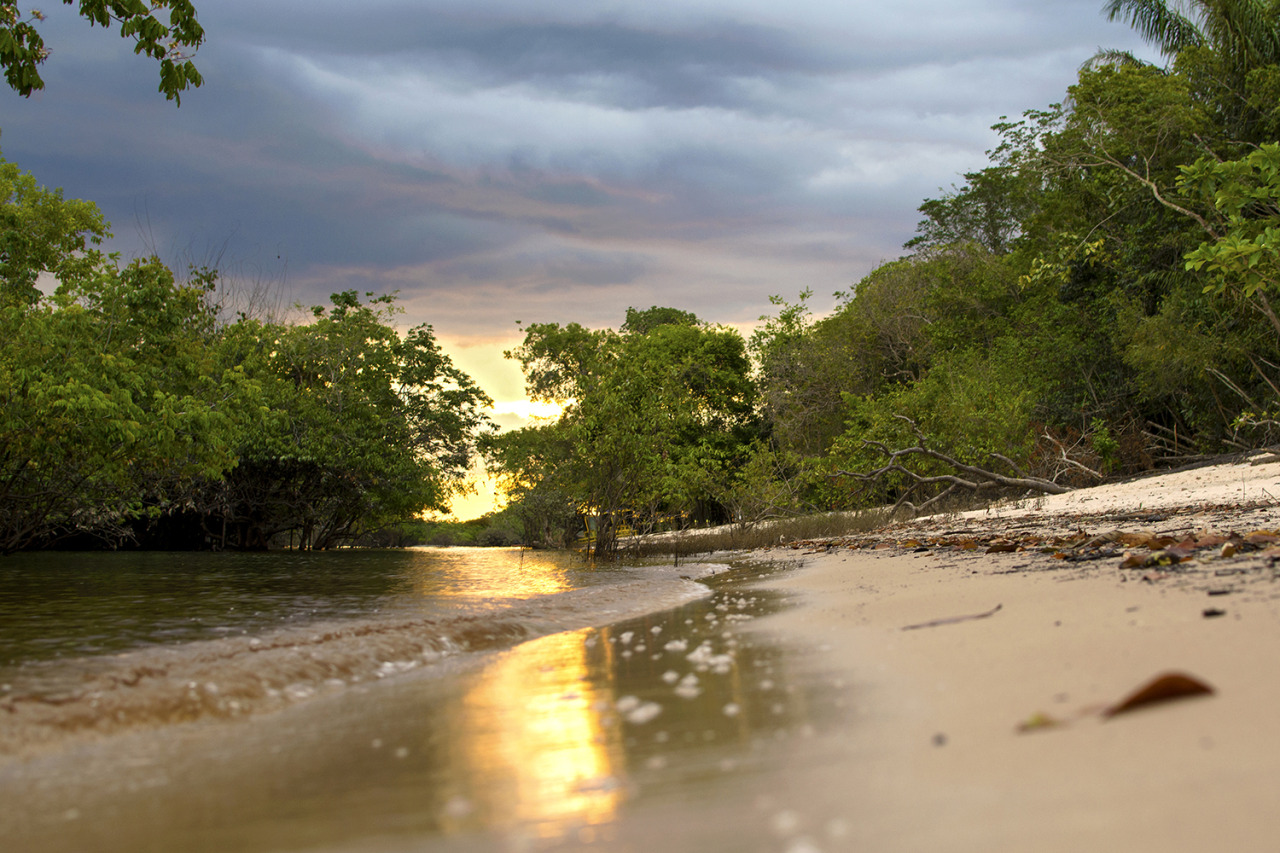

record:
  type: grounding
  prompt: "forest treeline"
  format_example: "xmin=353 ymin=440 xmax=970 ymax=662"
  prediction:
xmin=0 ymin=155 xmax=492 ymax=553
xmin=6 ymin=2 xmax=1280 ymax=555
xmin=486 ymin=2 xmax=1280 ymax=554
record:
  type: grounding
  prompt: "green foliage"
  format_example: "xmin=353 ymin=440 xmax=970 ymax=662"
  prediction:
xmin=907 ymin=166 xmax=1036 ymax=255
xmin=1 ymin=1 xmax=204 ymax=102
xmin=385 ymin=507 xmax=525 ymax=548
xmin=0 ymin=151 xmax=492 ymax=552
xmin=826 ymin=345 xmax=1038 ymax=501
xmin=491 ymin=309 xmax=758 ymax=557
xmin=621 ymin=305 xmax=701 ymax=335
xmin=0 ymin=255 xmax=245 ymax=551
xmin=1103 ymin=0 xmax=1280 ymax=77
xmin=1182 ymin=143 xmax=1280 ymax=299
xmin=218 ymin=291 xmax=493 ymax=550
xmin=0 ymin=154 xmax=108 ymax=305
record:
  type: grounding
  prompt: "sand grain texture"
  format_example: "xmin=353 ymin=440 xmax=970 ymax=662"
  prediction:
xmin=756 ymin=454 xmax=1280 ymax=851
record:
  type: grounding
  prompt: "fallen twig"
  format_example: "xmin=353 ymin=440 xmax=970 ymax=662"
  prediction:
xmin=901 ymin=603 xmax=1003 ymax=631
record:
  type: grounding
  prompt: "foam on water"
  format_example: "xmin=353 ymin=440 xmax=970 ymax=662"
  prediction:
xmin=0 ymin=558 xmax=724 ymax=756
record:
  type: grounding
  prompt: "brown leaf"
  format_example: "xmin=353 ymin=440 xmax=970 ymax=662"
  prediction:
xmin=1119 ymin=551 xmax=1147 ymax=569
xmin=1115 ymin=531 xmax=1175 ymax=549
xmin=986 ymin=539 xmax=1018 ymax=553
xmin=1102 ymin=672 xmax=1215 ymax=718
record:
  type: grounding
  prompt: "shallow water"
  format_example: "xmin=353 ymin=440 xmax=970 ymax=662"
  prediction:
xmin=0 ymin=551 xmax=852 ymax=852
xmin=0 ymin=548 xmax=721 ymax=752
xmin=0 ymin=548 xmax=618 ymax=668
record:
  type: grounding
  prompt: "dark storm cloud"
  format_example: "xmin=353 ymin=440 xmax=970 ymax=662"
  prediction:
xmin=0 ymin=0 xmax=1157 ymax=348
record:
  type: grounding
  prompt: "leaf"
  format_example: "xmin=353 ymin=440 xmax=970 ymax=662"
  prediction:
xmin=1119 ymin=551 xmax=1147 ymax=568
xmin=1017 ymin=711 xmax=1062 ymax=733
xmin=1102 ymin=672 xmax=1215 ymax=718
xmin=1115 ymin=531 xmax=1175 ymax=549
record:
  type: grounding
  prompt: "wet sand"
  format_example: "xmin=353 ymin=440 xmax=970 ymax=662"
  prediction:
xmin=5 ymin=457 xmax=1280 ymax=851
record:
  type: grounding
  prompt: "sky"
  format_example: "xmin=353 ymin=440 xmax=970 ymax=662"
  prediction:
xmin=0 ymin=1 xmax=1155 ymax=516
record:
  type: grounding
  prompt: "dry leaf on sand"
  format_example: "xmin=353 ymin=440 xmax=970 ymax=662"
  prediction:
xmin=1102 ymin=672 xmax=1215 ymax=719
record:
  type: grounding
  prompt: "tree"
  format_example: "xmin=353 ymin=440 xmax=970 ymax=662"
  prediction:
xmin=621 ymin=305 xmax=701 ymax=335
xmin=217 ymin=291 xmax=494 ymax=550
xmin=480 ymin=424 xmax=580 ymax=548
xmin=907 ymin=165 xmax=1036 ymax=255
xmin=1103 ymin=0 xmax=1280 ymax=75
xmin=0 ymin=149 xmax=251 ymax=551
xmin=0 ymin=256 xmax=247 ymax=553
xmin=1 ymin=1 xmax=204 ymax=103
xmin=0 ymin=151 xmax=107 ymax=306
xmin=494 ymin=309 xmax=758 ymax=557
xmin=1182 ymin=143 xmax=1280 ymax=333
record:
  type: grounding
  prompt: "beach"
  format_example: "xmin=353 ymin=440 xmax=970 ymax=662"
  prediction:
xmin=748 ymin=452 xmax=1280 ymax=851
xmin=4 ymin=456 xmax=1280 ymax=851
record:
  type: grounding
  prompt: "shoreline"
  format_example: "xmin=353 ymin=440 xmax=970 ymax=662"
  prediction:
xmin=4 ymin=456 xmax=1280 ymax=851
xmin=745 ymin=458 xmax=1280 ymax=850
xmin=0 ymin=556 xmax=727 ymax=762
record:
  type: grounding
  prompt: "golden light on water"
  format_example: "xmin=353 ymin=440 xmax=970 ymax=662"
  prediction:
xmin=454 ymin=628 xmax=625 ymax=841
xmin=415 ymin=549 xmax=580 ymax=599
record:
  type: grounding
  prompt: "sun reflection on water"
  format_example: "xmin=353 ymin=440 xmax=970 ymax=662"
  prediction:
xmin=409 ymin=547 xmax=584 ymax=600
xmin=451 ymin=627 xmax=625 ymax=841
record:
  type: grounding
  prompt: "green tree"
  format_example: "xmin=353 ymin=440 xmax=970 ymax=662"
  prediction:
xmin=1103 ymin=0 xmax=1280 ymax=74
xmin=907 ymin=165 xmax=1036 ymax=255
xmin=1 ymin=1 xmax=204 ymax=102
xmin=0 ymin=151 xmax=107 ymax=306
xmin=1181 ymin=143 xmax=1280 ymax=296
xmin=218 ymin=291 xmax=493 ymax=550
xmin=621 ymin=305 xmax=701 ymax=335
xmin=0 ymin=256 xmax=247 ymax=552
xmin=0 ymin=151 xmax=250 ymax=551
xmin=481 ymin=424 xmax=580 ymax=548
xmin=495 ymin=310 xmax=757 ymax=557
xmin=1182 ymin=143 xmax=1280 ymax=331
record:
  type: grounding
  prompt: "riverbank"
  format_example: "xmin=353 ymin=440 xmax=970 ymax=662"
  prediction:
xmin=747 ymin=452 xmax=1280 ymax=851
xmin=4 ymin=456 xmax=1279 ymax=852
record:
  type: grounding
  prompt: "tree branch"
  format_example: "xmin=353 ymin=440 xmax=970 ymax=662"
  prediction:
xmin=832 ymin=415 xmax=1070 ymax=515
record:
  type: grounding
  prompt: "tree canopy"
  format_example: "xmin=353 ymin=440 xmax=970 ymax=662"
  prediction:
xmin=10 ymin=0 xmax=1280 ymax=551
xmin=486 ymin=1 xmax=1280 ymax=535
xmin=486 ymin=310 xmax=758 ymax=556
xmin=1 ymin=1 xmax=204 ymax=102
xmin=0 ymin=150 xmax=492 ymax=553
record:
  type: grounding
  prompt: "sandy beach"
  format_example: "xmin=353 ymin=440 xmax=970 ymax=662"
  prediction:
xmin=748 ymin=452 xmax=1280 ymax=851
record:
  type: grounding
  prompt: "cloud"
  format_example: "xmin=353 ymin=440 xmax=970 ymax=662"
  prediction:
xmin=2 ymin=0 xmax=1158 ymax=355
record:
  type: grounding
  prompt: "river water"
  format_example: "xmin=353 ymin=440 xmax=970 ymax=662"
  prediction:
xmin=0 ymin=547 xmax=850 ymax=852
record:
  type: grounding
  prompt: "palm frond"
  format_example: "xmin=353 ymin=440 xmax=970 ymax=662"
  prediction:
xmin=1081 ymin=47 xmax=1156 ymax=70
xmin=1103 ymin=0 xmax=1206 ymax=55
